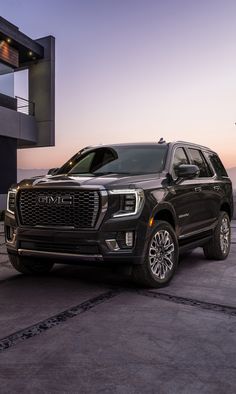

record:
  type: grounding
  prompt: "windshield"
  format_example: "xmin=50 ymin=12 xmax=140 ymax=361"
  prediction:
xmin=57 ymin=145 xmax=168 ymax=176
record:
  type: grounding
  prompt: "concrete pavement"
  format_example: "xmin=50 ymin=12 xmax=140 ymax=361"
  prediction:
xmin=0 ymin=221 xmax=236 ymax=393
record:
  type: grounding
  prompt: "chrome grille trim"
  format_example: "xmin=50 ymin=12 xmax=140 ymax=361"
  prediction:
xmin=18 ymin=249 xmax=104 ymax=261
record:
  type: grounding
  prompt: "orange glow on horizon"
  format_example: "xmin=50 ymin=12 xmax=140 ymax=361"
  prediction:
xmin=13 ymin=0 xmax=236 ymax=172
xmin=17 ymin=139 xmax=236 ymax=170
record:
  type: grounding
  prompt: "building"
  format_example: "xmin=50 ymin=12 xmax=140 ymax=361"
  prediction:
xmin=0 ymin=16 xmax=55 ymax=209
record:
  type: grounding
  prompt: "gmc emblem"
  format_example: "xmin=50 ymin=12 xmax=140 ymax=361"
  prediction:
xmin=37 ymin=195 xmax=73 ymax=206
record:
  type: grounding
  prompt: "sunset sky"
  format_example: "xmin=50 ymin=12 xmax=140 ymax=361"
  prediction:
xmin=1 ymin=0 xmax=236 ymax=169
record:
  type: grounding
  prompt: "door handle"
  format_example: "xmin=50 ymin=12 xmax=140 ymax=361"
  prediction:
xmin=194 ymin=187 xmax=202 ymax=192
xmin=213 ymin=185 xmax=220 ymax=191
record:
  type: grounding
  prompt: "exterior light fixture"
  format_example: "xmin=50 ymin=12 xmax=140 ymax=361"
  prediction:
xmin=6 ymin=38 xmax=11 ymax=43
xmin=29 ymin=51 xmax=33 ymax=56
xmin=125 ymin=232 xmax=134 ymax=247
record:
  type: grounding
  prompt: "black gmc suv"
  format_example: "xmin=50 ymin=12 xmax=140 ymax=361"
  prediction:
xmin=5 ymin=141 xmax=233 ymax=287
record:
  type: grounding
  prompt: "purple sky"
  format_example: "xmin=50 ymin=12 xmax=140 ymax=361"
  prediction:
xmin=1 ymin=0 xmax=236 ymax=168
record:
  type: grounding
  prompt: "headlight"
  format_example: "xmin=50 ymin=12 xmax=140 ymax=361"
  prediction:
xmin=7 ymin=190 xmax=17 ymax=214
xmin=109 ymin=189 xmax=145 ymax=217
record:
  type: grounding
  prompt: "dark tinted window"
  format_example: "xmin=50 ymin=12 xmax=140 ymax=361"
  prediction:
xmin=58 ymin=145 xmax=168 ymax=176
xmin=207 ymin=153 xmax=228 ymax=177
xmin=188 ymin=148 xmax=213 ymax=178
xmin=172 ymin=147 xmax=189 ymax=178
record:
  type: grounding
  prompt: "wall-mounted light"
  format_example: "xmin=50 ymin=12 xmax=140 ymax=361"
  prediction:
xmin=6 ymin=38 xmax=11 ymax=43
xmin=28 ymin=51 xmax=33 ymax=56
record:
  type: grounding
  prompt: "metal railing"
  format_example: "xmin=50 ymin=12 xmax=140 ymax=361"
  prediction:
xmin=15 ymin=96 xmax=35 ymax=116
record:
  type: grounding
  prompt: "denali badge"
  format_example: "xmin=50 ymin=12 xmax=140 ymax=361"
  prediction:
xmin=37 ymin=195 xmax=73 ymax=205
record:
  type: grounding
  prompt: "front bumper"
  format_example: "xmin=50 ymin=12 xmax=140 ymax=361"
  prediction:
xmin=5 ymin=212 xmax=151 ymax=265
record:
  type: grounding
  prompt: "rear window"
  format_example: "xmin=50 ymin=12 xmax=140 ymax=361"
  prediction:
xmin=206 ymin=153 xmax=228 ymax=177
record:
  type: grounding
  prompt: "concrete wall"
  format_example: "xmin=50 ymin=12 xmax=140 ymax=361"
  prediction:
xmin=0 ymin=19 xmax=55 ymax=211
xmin=0 ymin=105 xmax=37 ymax=145
xmin=0 ymin=105 xmax=38 ymax=210
xmin=0 ymin=136 xmax=17 ymax=210
xmin=22 ymin=36 xmax=55 ymax=149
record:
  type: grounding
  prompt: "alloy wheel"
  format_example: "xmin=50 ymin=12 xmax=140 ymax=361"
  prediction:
xmin=149 ymin=230 xmax=175 ymax=280
xmin=220 ymin=217 xmax=230 ymax=255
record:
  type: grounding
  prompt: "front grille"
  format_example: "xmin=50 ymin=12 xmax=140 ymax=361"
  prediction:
xmin=18 ymin=189 xmax=100 ymax=229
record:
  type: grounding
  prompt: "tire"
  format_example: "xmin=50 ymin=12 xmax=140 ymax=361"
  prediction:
xmin=8 ymin=254 xmax=54 ymax=275
xmin=132 ymin=221 xmax=179 ymax=288
xmin=203 ymin=211 xmax=231 ymax=260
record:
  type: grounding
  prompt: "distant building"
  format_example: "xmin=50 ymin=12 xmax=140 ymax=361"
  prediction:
xmin=0 ymin=17 xmax=55 ymax=209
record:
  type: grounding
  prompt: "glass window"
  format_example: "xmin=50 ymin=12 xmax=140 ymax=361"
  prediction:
xmin=207 ymin=153 xmax=228 ymax=177
xmin=172 ymin=147 xmax=189 ymax=178
xmin=0 ymin=63 xmax=14 ymax=97
xmin=189 ymin=148 xmax=213 ymax=178
xmin=58 ymin=145 xmax=168 ymax=176
xmin=14 ymin=69 xmax=29 ymax=100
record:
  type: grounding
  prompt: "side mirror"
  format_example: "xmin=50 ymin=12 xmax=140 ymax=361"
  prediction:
xmin=47 ymin=168 xmax=59 ymax=175
xmin=175 ymin=164 xmax=200 ymax=179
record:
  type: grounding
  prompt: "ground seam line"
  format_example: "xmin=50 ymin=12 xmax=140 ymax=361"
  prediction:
xmin=138 ymin=290 xmax=236 ymax=317
xmin=0 ymin=289 xmax=120 ymax=353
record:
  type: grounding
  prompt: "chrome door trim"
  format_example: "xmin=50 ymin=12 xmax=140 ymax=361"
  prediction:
xmin=179 ymin=224 xmax=215 ymax=240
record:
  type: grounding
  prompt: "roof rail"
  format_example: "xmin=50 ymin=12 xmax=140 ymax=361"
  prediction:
xmin=173 ymin=140 xmax=212 ymax=151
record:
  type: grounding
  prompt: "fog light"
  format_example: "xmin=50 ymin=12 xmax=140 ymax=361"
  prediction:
xmin=125 ymin=232 xmax=134 ymax=247
xmin=6 ymin=226 xmax=16 ymax=243
xmin=106 ymin=239 xmax=120 ymax=251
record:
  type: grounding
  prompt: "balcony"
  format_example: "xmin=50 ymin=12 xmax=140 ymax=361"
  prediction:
xmin=16 ymin=96 xmax=35 ymax=116
xmin=0 ymin=92 xmax=37 ymax=146
xmin=0 ymin=92 xmax=16 ymax=111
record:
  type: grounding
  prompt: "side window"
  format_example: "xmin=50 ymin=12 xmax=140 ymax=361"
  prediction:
xmin=207 ymin=153 xmax=228 ymax=177
xmin=172 ymin=147 xmax=189 ymax=178
xmin=188 ymin=148 xmax=212 ymax=178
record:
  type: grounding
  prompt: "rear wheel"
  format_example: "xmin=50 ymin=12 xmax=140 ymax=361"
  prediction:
xmin=8 ymin=254 xmax=54 ymax=275
xmin=203 ymin=211 xmax=231 ymax=260
xmin=132 ymin=221 xmax=179 ymax=288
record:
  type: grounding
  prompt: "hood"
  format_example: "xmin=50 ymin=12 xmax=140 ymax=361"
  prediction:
xmin=18 ymin=172 xmax=164 ymax=190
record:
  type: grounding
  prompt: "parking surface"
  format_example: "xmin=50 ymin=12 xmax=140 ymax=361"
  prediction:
xmin=0 ymin=222 xmax=236 ymax=393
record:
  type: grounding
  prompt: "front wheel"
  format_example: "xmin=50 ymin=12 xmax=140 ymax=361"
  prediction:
xmin=203 ymin=212 xmax=231 ymax=260
xmin=132 ymin=221 xmax=179 ymax=288
xmin=8 ymin=254 xmax=54 ymax=275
